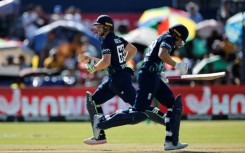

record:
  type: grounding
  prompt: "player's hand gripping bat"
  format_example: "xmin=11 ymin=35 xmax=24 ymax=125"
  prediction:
xmin=78 ymin=54 xmax=100 ymax=64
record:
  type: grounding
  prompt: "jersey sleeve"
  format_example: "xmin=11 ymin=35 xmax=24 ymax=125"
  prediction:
xmin=101 ymin=41 xmax=111 ymax=55
xmin=160 ymin=37 xmax=174 ymax=53
xmin=120 ymin=37 xmax=128 ymax=47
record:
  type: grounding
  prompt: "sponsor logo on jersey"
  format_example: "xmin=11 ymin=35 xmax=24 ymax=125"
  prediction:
xmin=114 ymin=38 xmax=122 ymax=44
xmin=102 ymin=49 xmax=110 ymax=53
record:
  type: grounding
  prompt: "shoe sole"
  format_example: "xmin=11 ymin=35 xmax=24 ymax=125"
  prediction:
xmin=83 ymin=140 xmax=107 ymax=145
xmin=164 ymin=144 xmax=188 ymax=151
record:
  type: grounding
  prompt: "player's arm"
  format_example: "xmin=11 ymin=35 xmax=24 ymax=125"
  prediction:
xmin=125 ymin=43 xmax=137 ymax=63
xmin=93 ymin=54 xmax=111 ymax=71
xmin=158 ymin=47 xmax=188 ymax=74
xmin=158 ymin=47 xmax=176 ymax=67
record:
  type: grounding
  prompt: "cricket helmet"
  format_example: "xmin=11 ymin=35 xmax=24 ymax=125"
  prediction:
xmin=93 ymin=15 xmax=114 ymax=31
xmin=169 ymin=24 xmax=189 ymax=43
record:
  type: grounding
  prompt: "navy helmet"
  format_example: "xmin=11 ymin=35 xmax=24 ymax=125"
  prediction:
xmin=169 ymin=24 xmax=189 ymax=43
xmin=93 ymin=15 xmax=114 ymax=31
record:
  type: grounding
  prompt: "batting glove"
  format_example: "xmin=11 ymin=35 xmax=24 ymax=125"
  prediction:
xmin=85 ymin=64 xmax=95 ymax=73
xmin=174 ymin=62 xmax=188 ymax=74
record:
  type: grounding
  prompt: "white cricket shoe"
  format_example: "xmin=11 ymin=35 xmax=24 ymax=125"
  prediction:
xmin=83 ymin=137 xmax=107 ymax=145
xmin=164 ymin=141 xmax=188 ymax=151
xmin=93 ymin=114 xmax=102 ymax=139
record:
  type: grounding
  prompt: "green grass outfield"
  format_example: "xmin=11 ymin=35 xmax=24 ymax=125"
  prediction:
xmin=0 ymin=121 xmax=245 ymax=153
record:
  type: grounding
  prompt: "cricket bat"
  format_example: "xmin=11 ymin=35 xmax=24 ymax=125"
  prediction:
xmin=78 ymin=54 xmax=226 ymax=81
xmin=78 ymin=54 xmax=100 ymax=63
xmin=166 ymin=72 xmax=226 ymax=80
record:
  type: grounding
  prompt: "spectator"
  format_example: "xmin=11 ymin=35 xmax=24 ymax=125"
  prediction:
xmin=206 ymin=30 xmax=223 ymax=53
xmin=216 ymin=1 xmax=234 ymax=24
xmin=185 ymin=2 xmax=204 ymax=23
xmin=18 ymin=54 xmax=29 ymax=69
xmin=44 ymin=48 xmax=64 ymax=69
xmin=51 ymin=33 xmax=82 ymax=69
xmin=6 ymin=55 xmax=16 ymax=66
xmin=35 ymin=5 xmax=49 ymax=28
xmin=80 ymin=36 xmax=99 ymax=57
xmin=22 ymin=4 xmax=39 ymax=39
xmin=116 ymin=24 xmax=129 ymax=35
xmin=2 ymin=55 xmax=19 ymax=67
xmin=50 ymin=5 xmax=64 ymax=23
xmin=40 ymin=30 xmax=60 ymax=66
xmin=64 ymin=6 xmax=82 ymax=23
xmin=212 ymin=34 xmax=237 ymax=62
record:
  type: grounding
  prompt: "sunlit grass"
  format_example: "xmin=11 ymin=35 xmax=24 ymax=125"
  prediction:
xmin=0 ymin=121 xmax=245 ymax=152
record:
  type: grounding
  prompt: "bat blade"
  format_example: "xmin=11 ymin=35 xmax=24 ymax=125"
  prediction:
xmin=78 ymin=54 xmax=100 ymax=63
xmin=166 ymin=72 xmax=226 ymax=80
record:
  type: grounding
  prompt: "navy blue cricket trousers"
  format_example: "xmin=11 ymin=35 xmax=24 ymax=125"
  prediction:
xmin=92 ymin=70 xmax=135 ymax=106
xmin=133 ymin=70 xmax=175 ymax=111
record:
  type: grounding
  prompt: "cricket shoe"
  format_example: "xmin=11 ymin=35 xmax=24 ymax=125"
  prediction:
xmin=83 ymin=136 xmax=107 ymax=145
xmin=93 ymin=114 xmax=103 ymax=139
xmin=164 ymin=141 xmax=188 ymax=151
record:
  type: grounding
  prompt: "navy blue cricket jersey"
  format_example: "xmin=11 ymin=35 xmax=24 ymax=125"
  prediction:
xmin=133 ymin=32 xmax=176 ymax=110
xmin=100 ymin=32 xmax=129 ymax=75
xmin=140 ymin=32 xmax=175 ymax=74
xmin=92 ymin=32 xmax=135 ymax=105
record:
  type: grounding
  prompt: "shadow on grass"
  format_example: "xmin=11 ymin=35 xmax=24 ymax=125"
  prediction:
xmin=178 ymin=151 xmax=217 ymax=153
xmin=125 ymin=151 xmax=217 ymax=153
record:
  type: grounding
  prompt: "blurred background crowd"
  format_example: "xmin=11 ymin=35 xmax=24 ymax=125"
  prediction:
xmin=0 ymin=0 xmax=244 ymax=88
